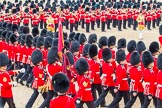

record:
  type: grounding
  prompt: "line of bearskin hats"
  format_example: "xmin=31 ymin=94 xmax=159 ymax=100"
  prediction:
xmin=22 ymin=26 xmax=30 ymax=34
xmin=75 ymin=58 xmax=89 ymax=75
xmin=127 ymin=40 xmax=136 ymax=53
xmin=149 ymin=41 xmax=159 ymax=54
xmin=71 ymin=41 xmax=80 ymax=53
xmin=9 ymin=33 xmax=17 ymax=44
xmin=0 ymin=53 xmax=9 ymax=67
xmin=25 ymin=34 xmax=33 ymax=47
xmin=52 ymin=72 xmax=70 ymax=93
xmin=108 ymin=36 xmax=116 ymax=47
xmin=117 ymin=38 xmax=126 ymax=49
xmin=98 ymin=36 xmax=108 ymax=48
xmin=78 ymin=33 xmax=87 ymax=45
xmin=157 ymin=53 xmax=162 ymax=70
xmin=116 ymin=49 xmax=126 ymax=64
xmin=102 ymin=48 xmax=112 ymax=62
xmin=88 ymin=33 xmax=97 ymax=44
xmin=136 ymin=41 xmax=146 ymax=54
xmin=47 ymin=46 xmax=59 ymax=64
xmin=36 ymin=36 xmax=44 ymax=48
xmin=130 ymin=51 xmax=140 ymax=66
xmin=31 ymin=49 xmax=43 ymax=65
xmin=88 ymin=44 xmax=98 ymax=58
xmin=82 ymin=43 xmax=91 ymax=57
xmin=142 ymin=51 xmax=154 ymax=68
xmin=44 ymin=36 xmax=53 ymax=50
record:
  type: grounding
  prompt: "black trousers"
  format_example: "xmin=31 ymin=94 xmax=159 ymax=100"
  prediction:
xmin=156 ymin=18 xmax=161 ymax=26
xmin=125 ymin=92 xmax=144 ymax=108
xmin=91 ymin=21 xmax=95 ymax=30
xmin=123 ymin=19 xmax=127 ymax=29
xmin=86 ymin=23 xmax=90 ymax=33
xmin=40 ymin=20 xmax=43 ymax=29
xmin=70 ymin=23 xmax=74 ymax=32
xmin=26 ymin=71 xmax=34 ymax=85
xmin=0 ymin=97 xmax=16 ymax=108
xmin=118 ymin=20 xmax=122 ymax=31
xmin=147 ymin=21 xmax=151 ymax=30
xmin=20 ymin=64 xmax=32 ymax=81
xmin=76 ymin=101 xmax=94 ymax=108
xmin=55 ymin=24 xmax=58 ymax=32
xmin=75 ymin=21 xmax=79 ymax=31
xmin=157 ymin=98 xmax=162 ymax=108
xmin=101 ymin=21 xmax=106 ymax=32
xmin=107 ymin=19 xmax=111 ymax=29
xmin=39 ymin=90 xmax=57 ymax=108
xmin=44 ymin=22 xmax=47 ymax=29
xmin=141 ymin=95 xmax=157 ymax=108
xmin=16 ymin=63 xmax=27 ymax=80
xmin=152 ymin=19 xmax=156 ymax=28
xmin=128 ymin=18 xmax=132 ymax=28
xmin=65 ymin=19 xmax=69 ymax=29
xmin=108 ymin=90 xmax=130 ymax=108
xmin=81 ymin=19 xmax=84 ymax=28
xmin=96 ymin=19 xmax=100 ymax=28
xmin=133 ymin=20 xmax=138 ymax=30
xmin=112 ymin=19 xmax=117 ymax=28
xmin=25 ymin=89 xmax=47 ymax=108
xmin=95 ymin=86 xmax=117 ymax=107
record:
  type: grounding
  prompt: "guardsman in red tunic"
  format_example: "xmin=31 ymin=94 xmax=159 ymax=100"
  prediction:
xmin=100 ymin=6 xmax=106 ymax=32
xmin=74 ymin=6 xmax=79 ymax=31
xmin=95 ymin=48 xmax=118 ymax=107
xmin=156 ymin=8 xmax=161 ymax=27
xmin=117 ymin=9 xmax=123 ymax=31
xmin=23 ymin=8 xmax=30 ymax=26
xmin=152 ymin=10 xmax=157 ymax=28
xmin=78 ymin=33 xmax=87 ymax=55
xmin=25 ymin=49 xmax=47 ymax=108
xmin=50 ymin=73 xmax=76 ymax=108
xmin=90 ymin=7 xmax=96 ymax=30
xmin=156 ymin=53 xmax=162 ymax=107
xmin=122 ymin=9 xmax=128 ymax=29
xmin=141 ymin=51 xmax=157 ymax=108
xmin=98 ymin=36 xmax=108 ymax=59
xmin=111 ymin=9 xmax=117 ymax=28
xmin=96 ymin=9 xmax=101 ymax=28
xmin=88 ymin=44 xmax=105 ymax=106
xmin=108 ymin=49 xmax=130 ymax=107
xmin=108 ymin=36 xmax=116 ymax=60
xmin=64 ymin=6 xmax=70 ymax=30
xmin=146 ymin=10 xmax=152 ymax=30
xmin=149 ymin=42 xmax=160 ymax=74
xmin=126 ymin=40 xmax=136 ymax=63
xmin=40 ymin=46 xmax=62 ymax=108
xmin=0 ymin=53 xmax=19 ymax=108
xmin=85 ymin=12 xmax=91 ymax=33
xmin=75 ymin=58 xmax=94 ymax=108
xmin=106 ymin=10 xmax=111 ymax=30
xmin=133 ymin=12 xmax=139 ymax=30
xmin=80 ymin=7 xmax=85 ymax=29
xmin=125 ymin=51 xmax=144 ymax=108
xmin=69 ymin=13 xmax=75 ymax=32
xmin=127 ymin=9 xmax=132 ymax=28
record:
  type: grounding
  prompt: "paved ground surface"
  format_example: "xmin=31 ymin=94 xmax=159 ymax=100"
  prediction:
xmin=3 ymin=0 xmax=162 ymax=108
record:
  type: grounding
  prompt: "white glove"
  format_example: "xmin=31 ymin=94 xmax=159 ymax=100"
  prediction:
xmin=0 ymin=83 xmax=3 ymax=86
xmin=20 ymin=68 xmax=25 ymax=73
xmin=12 ymin=82 xmax=18 ymax=87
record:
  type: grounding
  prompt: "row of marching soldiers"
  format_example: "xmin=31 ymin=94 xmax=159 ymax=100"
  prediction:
xmin=1 ymin=24 xmax=162 ymax=108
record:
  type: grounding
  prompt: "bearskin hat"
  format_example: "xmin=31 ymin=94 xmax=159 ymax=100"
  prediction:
xmin=117 ymin=38 xmax=126 ymax=49
xmin=40 ymin=29 xmax=47 ymax=37
xmin=6 ymin=31 xmax=13 ymax=43
xmin=52 ymin=72 xmax=70 ymax=93
xmin=33 ymin=37 xmax=38 ymax=47
xmin=136 ymin=41 xmax=146 ymax=54
xmin=69 ymin=32 xmax=75 ymax=42
xmin=46 ymin=31 xmax=54 ymax=38
xmin=108 ymin=36 xmax=116 ymax=47
xmin=2 ymin=22 xmax=7 ymax=30
xmin=6 ymin=23 xmax=12 ymax=31
xmin=10 ymin=33 xmax=17 ymax=44
xmin=149 ymin=41 xmax=159 ymax=54
xmin=25 ymin=34 xmax=33 ymax=47
xmin=11 ymin=24 xmax=18 ymax=32
xmin=36 ymin=37 xmax=44 ymax=48
xmin=157 ymin=53 xmax=162 ymax=70
xmin=88 ymin=33 xmax=97 ymax=44
xmin=44 ymin=36 xmax=53 ymax=50
xmin=47 ymin=46 xmax=59 ymax=64
xmin=79 ymin=33 xmax=87 ymax=44
xmin=31 ymin=49 xmax=43 ymax=65
xmin=98 ymin=36 xmax=108 ymax=48
xmin=71 ymin=41 xmax=80 ymax=53
xmin=82 ymin=43 xmax=91 ymax=57
xmin=75 ymin=58 xmax=89 ymax=75
xmin=88 ymin=44 xmax=98 ymax=58
xmin=127 ymin=40 xmax=136 ymax=53
xmin=116 ymin=49 xmax=126 ymax=64
xmin=64 ymin=40 xmax=70 ymax=50
xmin=66 ymin=51 xmax=74 ymax=65
xmin=130 ymin=51 xmax=140 ymax=66
xmin=20 ymin=35 xmax=26 ymax=45
xmin=73 ymin=33 xmax=80 ymax=41
xmin=0 ymin=53 xmax=9 ymax=67
xmin=22 ymin=26 xmax=30 ymax=34
xmin=142 ymin=51 xmax=154 ymax=68
xmin=52 ymin=38 xmax=58 ymax=47
xmin=102 ymin=48 xmax=112 ymax=62
xmin=32 ymin=27 xmax=39 ymax=37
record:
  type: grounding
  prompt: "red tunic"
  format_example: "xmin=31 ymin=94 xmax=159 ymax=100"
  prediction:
xmin=50 ymin=95 xmax=76 ymax=108
xmin=155 ymin=70 xmax=162 ymax=99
